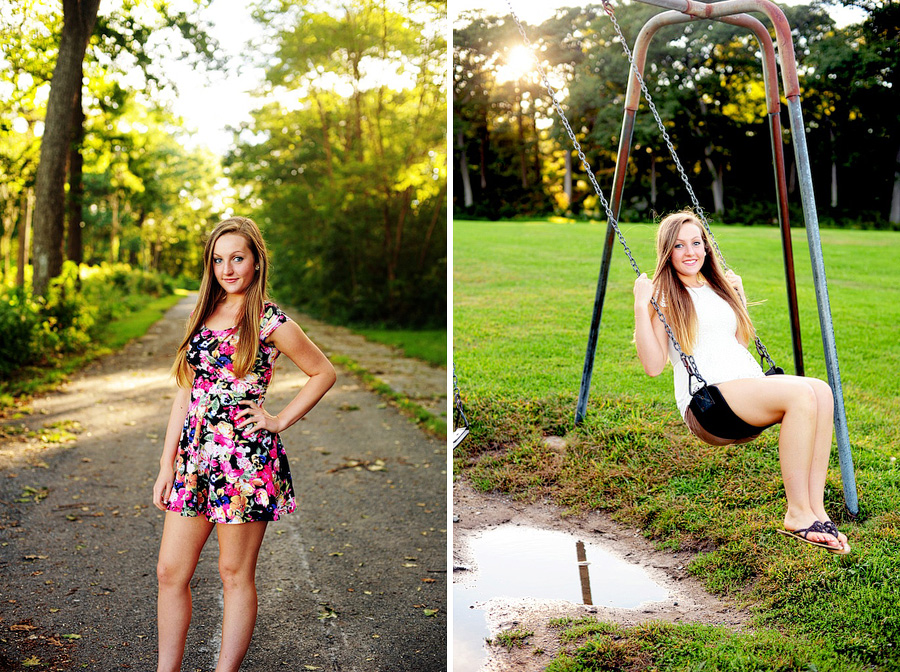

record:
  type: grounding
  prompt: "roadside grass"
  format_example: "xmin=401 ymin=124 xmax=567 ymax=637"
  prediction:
xmin=353 ymin=328 xmax=447 ymax=367
xmin=0 ymin=290 xmax=186 ymax=410
xmin=453 ymin=219 xmax=900 ymax=670
xmin=330 ymin=354 xmax=447 ymax=440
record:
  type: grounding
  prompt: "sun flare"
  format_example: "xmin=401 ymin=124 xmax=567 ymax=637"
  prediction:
xmin=495 ymin=45 xmax=536 ymax=83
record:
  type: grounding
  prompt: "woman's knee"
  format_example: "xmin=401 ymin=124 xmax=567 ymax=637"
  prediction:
xmin=218 ymin=557 xmax=256 ymax=592
xmin=809 ymin=377 xmax=834 ymax=409
xmin=157 ymin=557 xmax=192 ymax=589
xmin=787 ymin=380 xmax=819 ymax=418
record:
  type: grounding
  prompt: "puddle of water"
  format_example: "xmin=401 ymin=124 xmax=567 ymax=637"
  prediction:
xmin=454 ymin=523 xmax=670 ymax=672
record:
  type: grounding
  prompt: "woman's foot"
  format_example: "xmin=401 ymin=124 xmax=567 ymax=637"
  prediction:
xmin=820 ymin=520 xmax=851 ymax=554
xmin=783 ymin=513 xmax=842 ymax=550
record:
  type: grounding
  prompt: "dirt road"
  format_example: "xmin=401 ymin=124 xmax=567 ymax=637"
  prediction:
xmin=0 ymin=295 xmax=447 ymax=671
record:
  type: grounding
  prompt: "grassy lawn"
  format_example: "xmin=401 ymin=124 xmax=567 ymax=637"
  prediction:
xmin=353 ymin=327 xmax=447 ymax=367
xmin=453 ymin=219 xmax=900 ymax=671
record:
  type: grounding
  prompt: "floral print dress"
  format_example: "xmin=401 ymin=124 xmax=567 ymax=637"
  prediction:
xmin=166 ymin=303 xmax=296 ymax=524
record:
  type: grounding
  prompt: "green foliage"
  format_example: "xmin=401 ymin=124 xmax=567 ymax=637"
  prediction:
xmin=0 ymin=262 xmax=177 ymax=381
xmin=453 ymin=5 xmax=900 ymax=226
xmin=354 ymin=328 xmax=447 ymax=366
xmin=544 ymin=620 xmax=870 ymax=672
xmin=454 ymin=220 xmax=900 ymax=669
xmin=492 ymin=628 xmax=534 ymax=650
xmin=227 ymin=0 xmax=446 ymax=328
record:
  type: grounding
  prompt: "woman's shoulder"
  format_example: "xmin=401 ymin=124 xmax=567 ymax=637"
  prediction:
xmin=259 ymin=301 xmax=290 ymax=342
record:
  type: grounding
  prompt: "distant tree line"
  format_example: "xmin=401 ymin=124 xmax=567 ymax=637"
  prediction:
xmin=453 ymin=0 xmax=899 ymax=228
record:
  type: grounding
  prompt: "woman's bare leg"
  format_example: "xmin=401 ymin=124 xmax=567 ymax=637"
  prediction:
xmin=157 ymin=512 xmax=214 ymax=672
xmin=214 ymin=520 xmax=268 ymax=672
xmin=716 ymin=375 xmax=842 ymax=549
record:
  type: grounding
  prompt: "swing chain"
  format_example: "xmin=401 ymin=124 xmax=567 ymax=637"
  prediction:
xmin=453 ymin=363 xmax=469 ymax=431
xmin=506 ymin=0 xmax=708 ymax=391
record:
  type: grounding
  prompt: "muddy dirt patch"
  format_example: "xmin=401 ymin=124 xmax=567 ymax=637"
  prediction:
xmin=452 ymin=479 xmax=750 ymax=672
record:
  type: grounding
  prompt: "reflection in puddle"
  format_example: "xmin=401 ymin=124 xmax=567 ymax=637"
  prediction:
xmin=453 ymin=524 xmax=670 ymax=672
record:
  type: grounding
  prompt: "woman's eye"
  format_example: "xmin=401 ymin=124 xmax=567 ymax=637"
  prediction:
xmin=213 ymin=258 xmax=222 ymax=264
xmin=234 ymin=256 xmax=244 ymax=263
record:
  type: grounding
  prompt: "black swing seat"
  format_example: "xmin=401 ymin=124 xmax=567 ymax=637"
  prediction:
xmin=688 ymin=385 xmax=773 ymax=441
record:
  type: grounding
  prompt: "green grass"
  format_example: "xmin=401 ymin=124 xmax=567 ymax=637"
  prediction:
xmin=491 ymin=628 xmax=535 ymax=650
xmin=453 ymin=219 xmax=900 ymax=671
xmin=0 ymin=290 xmax=185 ymax=408
xmin=330 ymin=354 xmax=447 ymax=440
xmin=353 ymin=327 xmax=447 ymax=367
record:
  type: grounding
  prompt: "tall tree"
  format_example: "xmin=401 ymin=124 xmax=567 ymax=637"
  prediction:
xmin=31 ymin=0 xmax=100 ymax=296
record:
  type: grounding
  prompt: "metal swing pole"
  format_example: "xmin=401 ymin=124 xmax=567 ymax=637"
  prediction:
xmin=596 ymin=0 xmax=858 ymax=515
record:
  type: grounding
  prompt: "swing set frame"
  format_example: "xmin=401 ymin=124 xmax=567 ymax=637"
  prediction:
xmin=508 ymin=0 xmax=859 ymax=515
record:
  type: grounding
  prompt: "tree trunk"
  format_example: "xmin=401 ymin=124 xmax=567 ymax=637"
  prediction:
xmin=517 ymin=94 xmax=527 ymax=190
xmin=16 ymin=189 xmax=34 ymax=287
xmin=109 ymin=192 xmax=120 ymax=262
xmin=703 ymin=145 xmax=724 ymax=214
xmin=650 ymin=155 xmax=658 ymax=209
xmin=66 ymin=83 xmax=85 ymax=265
xmin=313 ymin=94 xmax=335 ymax=179
xmin=890 ymin=143 xmax=900 ymax=225
xmin=1 ymin=191 xmax=15 ymax=279
xmin=31 ymin=0 xmax=101 ymax=296
xmin=478 ymin=123 xmax=488 ymax=190
xmin=531 ymin=106 xmax=540 ymax=190
xmin=830 ymin=126 xmax=838 ymax=209
xmin=563 ymin=150 xmax=573 ymax=208
xmin=457 ymin=130 xmax=473 ymax=208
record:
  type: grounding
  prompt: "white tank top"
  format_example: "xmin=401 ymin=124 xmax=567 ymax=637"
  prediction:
xmin=666 ymin=284 xmax=765 ymax=418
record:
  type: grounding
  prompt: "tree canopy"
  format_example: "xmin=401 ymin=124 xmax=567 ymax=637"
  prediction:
xmin=2 ymin=0 xmax=446 ymax=330
xmin=453 ymin=1 xmax=900 ymax=228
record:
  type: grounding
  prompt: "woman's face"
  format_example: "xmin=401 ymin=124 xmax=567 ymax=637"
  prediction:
xmin=670 ymin=222 xmax=706 ymax=285
xmin=212 ymin=233 xmax=256 ymax=297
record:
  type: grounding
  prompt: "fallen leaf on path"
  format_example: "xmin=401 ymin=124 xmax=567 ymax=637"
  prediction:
xmin=317 ymin=604 xmax=338 ymax=621
xmin=23 ymin=555 xmax=48 ymax=561
xmin=22 ymin=656 xmax=41 ymax=667
xmin=421 ymin=578 xmax=436 ymax=583
xmin=327 ymin=458 xmax=388 ymax=473
xmin=424 ymin=609 xmax=439 ymax=617
xmin=11 ymin=624 xmax=37 ymax=631
xmin=61 ymin=633 xmax=81 ymax=640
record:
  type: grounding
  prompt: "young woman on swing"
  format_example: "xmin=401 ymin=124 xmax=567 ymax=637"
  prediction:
xmin=633 ymin=210 xmax=850 ymax=554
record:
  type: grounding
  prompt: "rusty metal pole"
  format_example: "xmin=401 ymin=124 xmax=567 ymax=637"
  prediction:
xmin=575 ymin=111 xmax=636 ymax=425
xmin=576 ymin=541 xmax=593 ymax=605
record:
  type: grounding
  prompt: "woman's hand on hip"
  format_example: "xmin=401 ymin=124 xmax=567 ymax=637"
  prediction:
xmin=236 ymin=400 xmax=282 ymax=437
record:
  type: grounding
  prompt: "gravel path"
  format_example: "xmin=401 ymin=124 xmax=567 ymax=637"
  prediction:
xmin=0 ymin=294 xmax=447 ymax=671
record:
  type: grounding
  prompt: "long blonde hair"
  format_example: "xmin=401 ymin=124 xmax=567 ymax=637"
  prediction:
xmin=651 ymin=210 xmax=754 ymax=355
xmin=172 ymin=217 xmax=271 ymax=387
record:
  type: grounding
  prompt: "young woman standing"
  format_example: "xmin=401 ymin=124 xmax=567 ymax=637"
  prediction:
xmin=152 ymin=216 xmax=336 ymax=671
